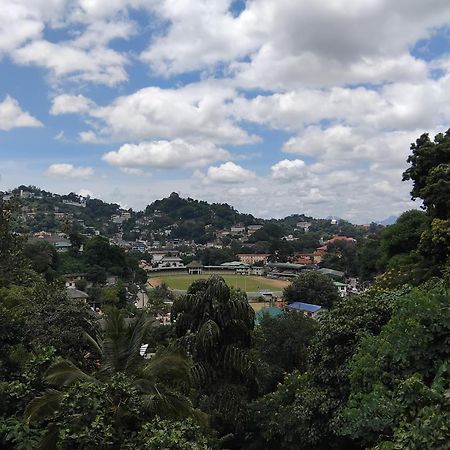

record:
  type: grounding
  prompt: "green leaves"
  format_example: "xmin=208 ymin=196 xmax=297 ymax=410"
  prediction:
xmin=341 ymin=288 xmax=450 ymax=448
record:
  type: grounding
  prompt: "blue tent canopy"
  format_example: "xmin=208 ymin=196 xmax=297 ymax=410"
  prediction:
xmin=255 ymin=306 xmax=284 ymax=324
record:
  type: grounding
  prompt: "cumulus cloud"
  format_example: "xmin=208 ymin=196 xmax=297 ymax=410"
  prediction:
xmin=102 ymin=139 xmax=230 ymax=170
xmin=203 ymin=161 xmax=256 ymax=184
xmin=0 ymin=95 xmax=42 ymax=131
xmin=13 ymin=39 xmax=128 ymax=86
xmin=46 ymin=163 xmax=94 ymax=179
xmin=87 ymin=82 xmax=258 ymax=145
xmin=142 ymin=0 xmax=449 ymax=88
xmin=50 ymin=94 xmax=95 ymax=115
xmin=271 ymin=159 xmax=307 ymax=181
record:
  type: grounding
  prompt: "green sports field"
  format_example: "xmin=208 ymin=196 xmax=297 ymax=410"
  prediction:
xmin=149 ymin=274 xmax=289 ymax=292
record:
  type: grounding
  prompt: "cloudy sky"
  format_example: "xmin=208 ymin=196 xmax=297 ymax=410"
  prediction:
xmin=1 ymin=0 xmax=450 ymax=222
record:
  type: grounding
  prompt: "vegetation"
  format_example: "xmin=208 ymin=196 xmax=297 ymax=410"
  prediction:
xmin=0 ymin=129 xmax=449 ymax=448
xmin=283 ymin=270 xmax=340 ymax=308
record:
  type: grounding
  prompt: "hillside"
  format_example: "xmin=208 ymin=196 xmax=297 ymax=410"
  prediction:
xmin=3 ymin=186 xmax=367 ymax=243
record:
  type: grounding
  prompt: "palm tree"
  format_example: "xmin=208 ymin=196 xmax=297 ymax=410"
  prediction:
xmin=171 ymin=276 xmax=256 ymax=438
xmin=25 ymin=308 xmax=201 ymax=447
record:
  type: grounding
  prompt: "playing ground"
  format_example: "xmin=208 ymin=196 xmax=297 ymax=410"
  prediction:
xmin=149 ymin=274 xmax=290 ymax=292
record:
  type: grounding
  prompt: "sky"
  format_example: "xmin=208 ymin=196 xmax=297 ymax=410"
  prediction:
xmin=1 ymin=1 xmax=450 ymax=223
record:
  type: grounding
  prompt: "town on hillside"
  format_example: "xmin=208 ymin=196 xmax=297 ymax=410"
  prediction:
xmin=1 ymin=186 xmax=387 ymax=312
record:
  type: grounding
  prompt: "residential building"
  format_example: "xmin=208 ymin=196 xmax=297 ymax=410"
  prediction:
xmin=295 ymin=221 xmax=311 ymax=232
xmin=287 ymin=302 xmax=322 ymax=318
xmin=237 ymin=253 xmax=270 ymax=265
xmin=33 ymin=232 xmax=72 ymax=253
xmin=64 ymin=273 xmax=87 ymax=288
xmin=247 ymin=224 xmax=263 ymax=234
xmin=334 ymin=281 xmax=348 ymax=297
xmin=231 ymin=224 xmax=246 ymax=234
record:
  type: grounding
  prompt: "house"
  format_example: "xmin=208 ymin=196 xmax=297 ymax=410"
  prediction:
xmin=187 ymin=260 xmax=203 ymax=274
xmin=64 ymin=273 xmax=87 ymax=288
xmin=62 ymin=199 xmax=86 ymax=207
xmin=317 ymin=267 xmax=345 ymax=279
xmin=287 ymin=302 xmax=322 ymax=318
xmin=324 ymin=236 xmax=357 ymax=247
xmin=231 ymin=224 xmax=246 ymax=234
xmin=66 ymin=287 xmax=89 ymax=303
xmin=247 ymin=224 xmax=263 ymax=234
xmin=296 ymin=221 xmax=311 ymax=232
xmin=334 ymin=281 xmax=348 ymax=297
xmin=237 ymin=253 xmax=270 ymax=265
xmin=33 ymin=232 xmax=72 ymax=253
xmin=149 ymin=250 xmax=169 ymax=263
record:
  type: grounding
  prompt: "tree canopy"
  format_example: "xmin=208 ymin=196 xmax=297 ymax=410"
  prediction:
xmin=283 ymin=271 xmax=340 ymax=308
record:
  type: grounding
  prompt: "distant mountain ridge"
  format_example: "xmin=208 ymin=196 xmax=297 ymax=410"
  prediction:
xmin=377 ymin=215 xmax=398 ymax=226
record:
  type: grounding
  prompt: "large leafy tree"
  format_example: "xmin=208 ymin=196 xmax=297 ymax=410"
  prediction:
xmin=247 ymin=290 xmax=399 ymax=450
xmin=320 ymin=241 xmax=359 ymax=276
xmin=283 ymin=271 xmax=340 ymax=308
xmin=342 ymin=287 xmax=450 ymax=449
xmin=171 ymin=276 xmax=256 ymax=442
xmin=23 ymin=240 xmax=58 ymax=282
xmin=252 ymin=310 xmax=317 ymax=393
xmin=403 ymin=130 xmax=450 ymax=219
xmin=19 ymin=284 xmax=98 ymax=370
xmin=378 ymin=210 xmax=428 ymax=262
xmin=25 ymin=308 xmax=198 ymax=448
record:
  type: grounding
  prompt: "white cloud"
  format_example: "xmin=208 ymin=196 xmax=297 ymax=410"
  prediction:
xmin=141 ymin=0 xmax=261 ymax=75
xmin=120 ymin=167 xmax=147 ymax=176
xmin=77 ymin=188 xmax=94 ymax=198
xmin=13 ymin=39 xmax=128 ymax=86
xmin=142 ymin=0 xmax=450 ymax=88
xmin=102 ymin=139 xmax=230 ymax=169
xmin=203 ymin=161 xmax=256 ymax=184
xmin=50 ymin=94 xmax=95 ymax=115
xmin=0 ymin=95 xmax=42 ymax=131
xmin=46 ymin=163 xmax=94 ymax=179
xmin=271 ymin=159 xmax=307 ymax=181
xmin=87 ymin=82 xmax=258 ymax=145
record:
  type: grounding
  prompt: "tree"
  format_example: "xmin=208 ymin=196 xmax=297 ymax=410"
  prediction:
xmin=283 ymin=271 xmax=340 ymax=308
xmin=247 ymin=289 xmax=399 ymax=450
xmin=23 ymin=240 xmax=58 ymax=282
xmin=19 ymin=283 xmax=99 ymax=370
xmin=341 ymin=287 xmax=450 ymax=449
xmin=171 ymin=276 xmax=256 ymax=442
xmin=0 ymin=201 xmax=31 ymax=288
xmin=252 ymin=310 xmax=317 ymax=393
xmin=320 ymin=241 xmax=359 ymax=276
xmin=25 ymin=308 xmax=198 ymax=448
xmin=357 ymin=238 xmax=382 ymax=281
xmin=379 ymin=210 xmax=428 ymax=263
xmin=123 ymin=417 xmax=212 ymax=450
xmin=403 ymin=130 xmax=450 ymax=219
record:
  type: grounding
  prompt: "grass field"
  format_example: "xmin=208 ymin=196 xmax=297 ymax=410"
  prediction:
xmin=149 ymin=274 xmax=289 ymax=292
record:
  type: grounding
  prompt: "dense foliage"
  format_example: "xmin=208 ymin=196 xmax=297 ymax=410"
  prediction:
xmin=283 ymin=270 xmax=340 ymax=308
xmin=1 ymin=128 xmax=449 ymax=448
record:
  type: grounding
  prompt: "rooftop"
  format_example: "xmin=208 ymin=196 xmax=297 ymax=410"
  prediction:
xmin=287 ymin=302 xmax=322 ymax=313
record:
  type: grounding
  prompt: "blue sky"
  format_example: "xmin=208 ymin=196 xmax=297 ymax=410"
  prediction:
xmin=1 ymin=1 xmax=450 ymax=222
